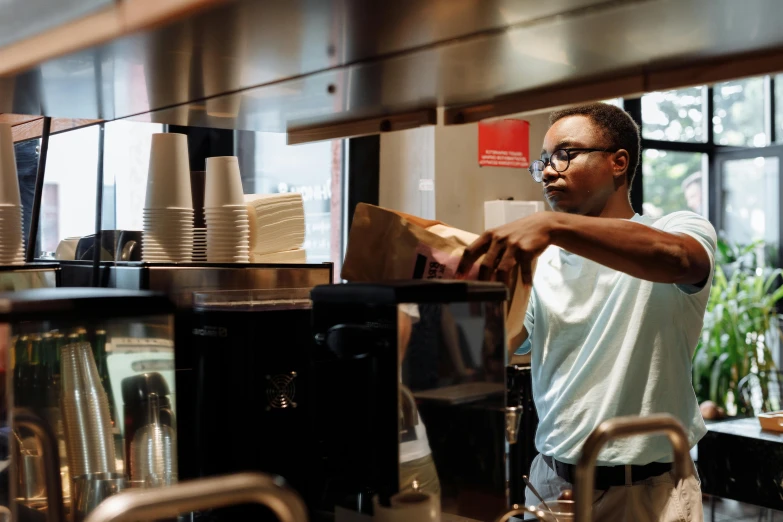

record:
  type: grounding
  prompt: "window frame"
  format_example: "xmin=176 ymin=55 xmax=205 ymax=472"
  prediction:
xmin=713 ymin=144 xmax=783 ymax=268
xmin=626 ymin=76 xmax=782 ymax=259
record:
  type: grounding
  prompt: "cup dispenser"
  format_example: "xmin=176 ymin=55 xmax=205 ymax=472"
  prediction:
xmin=0 ymin=288 xmax=177 ymax=522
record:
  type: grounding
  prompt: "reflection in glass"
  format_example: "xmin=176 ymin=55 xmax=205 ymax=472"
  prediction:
xmin=252 ymin=133 xmax=342 ymax=264
xmin=7 ymin=312 xmax=176 ymax=517
xmin=642 ymin=87 xmax=706 ymax=143
xmin=713 ymin=77 xmax=767 ymax=147
xmin=642 ymin=150 xmax=706 ymax=218
xmin=721 ymin=156 xmax=779 ymax=258
xmin=398 ymin=301 xmax=507 ymax=520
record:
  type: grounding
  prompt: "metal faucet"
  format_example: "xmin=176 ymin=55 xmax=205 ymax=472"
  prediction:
xmin=574 ymin=414 xmax=693 ymax=522
xmin=493 ymin=414 xmax=693 ymax=522
xmin=14 ymin=408 xmax=66 ymax=522
xmin=83 ymin=472 xmax=308 ymax=522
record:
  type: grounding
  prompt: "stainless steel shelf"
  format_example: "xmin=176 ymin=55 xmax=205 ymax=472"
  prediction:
xmin=1 ymin=0 xmax=783 ymax=140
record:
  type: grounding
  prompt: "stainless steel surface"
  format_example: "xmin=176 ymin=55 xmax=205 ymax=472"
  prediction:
xmin=73 ymin=473 xmax=128 ymax=522
xmin=0 ymin=0 xmax=111 ymax=48
xmin=287 ymin=108 xmax=437 ymax=145
xmin=0 ymin=265 xmax=58 ymax=291
xmin=111 ymin=264 xmax=332 ymax=306
xmin=83 ymin=472 xmax=308 ymax=522
xmin=2 ymin=0 xmax=783 ymax=134
xmin=574 ymin=414 xmax=693 ymax=522
xmin=505 ymin=406 xmax=522 ymax=444
xmin=60 ymin=342 xmax=116 ymax=478
xmin=14 ymin=408 xmax=67 ymax=522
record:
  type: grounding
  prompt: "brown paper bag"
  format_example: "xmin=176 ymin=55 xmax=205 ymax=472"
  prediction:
xmin=341 ymin=203 xmax=532 ymax=353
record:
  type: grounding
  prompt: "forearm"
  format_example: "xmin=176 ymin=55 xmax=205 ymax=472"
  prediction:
xmin=548 ymin=213 xmax=709 ymax=285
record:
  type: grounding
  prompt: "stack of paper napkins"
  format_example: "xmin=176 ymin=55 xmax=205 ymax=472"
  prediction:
xmin=244 ymin=193 xmax=306 ymax=262
xmin=250 ymin=249 xmax=307 ymax=263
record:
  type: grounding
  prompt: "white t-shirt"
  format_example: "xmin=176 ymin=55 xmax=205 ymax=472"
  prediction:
xmin=522 ymin=211 xmax=716 ymax=466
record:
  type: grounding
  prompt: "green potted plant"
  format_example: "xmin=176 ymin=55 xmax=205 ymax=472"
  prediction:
xmin=693 ymin=239 xmax=783 ymax=417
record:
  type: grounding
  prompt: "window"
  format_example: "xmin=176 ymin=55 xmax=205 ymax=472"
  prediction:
xmin=642 ymin=87 xmax=706 ymax=143
xmin=627 ymin=74 xmax=783 ymax=268
xmin=642 ymin=150 xmax=706 ymax=218
xmin=713 ymin=77 xmax=767 ymax=147
xmin=720 ymin=155 xmax=779 ymax=249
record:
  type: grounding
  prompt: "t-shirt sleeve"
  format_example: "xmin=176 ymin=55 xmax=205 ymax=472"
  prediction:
xmin=658 ymin=211 xmax=717 ymax=295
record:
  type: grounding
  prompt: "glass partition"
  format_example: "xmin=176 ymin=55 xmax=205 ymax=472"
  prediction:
xmin=398 ymin=300 xmax=507 ymax=521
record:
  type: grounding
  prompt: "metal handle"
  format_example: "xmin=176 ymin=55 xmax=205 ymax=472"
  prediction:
xmin=14 ymin=408 xmax=66 ymax=522
xmin=83 ymin=472 xmax=308 ymax=522
xmin=574 ymin=414 xmax=693 ymax=522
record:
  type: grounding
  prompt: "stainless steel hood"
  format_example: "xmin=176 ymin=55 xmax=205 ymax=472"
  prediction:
xmin=1 ymin=0 xmax=782 ymax=140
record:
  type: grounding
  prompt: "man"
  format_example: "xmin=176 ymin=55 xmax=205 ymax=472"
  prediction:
xmin=457 ymin=103 xmax=713 ymax=521
xmin=681 ymin=172 xmax=703 ymax=215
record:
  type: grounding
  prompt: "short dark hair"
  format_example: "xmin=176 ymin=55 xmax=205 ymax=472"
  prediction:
xmin=549 ymin=103 xmax=641 ymax=188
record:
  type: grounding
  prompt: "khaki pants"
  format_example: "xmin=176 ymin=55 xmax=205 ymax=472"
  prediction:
xmin=524 ymin=454 xmax=703 ymax=522
xmin=400 ymin=454 xmax=442 ymax=497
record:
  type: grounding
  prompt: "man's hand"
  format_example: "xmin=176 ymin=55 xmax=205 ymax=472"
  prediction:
xmin=456 ymin=213 xmax=553 ymax=285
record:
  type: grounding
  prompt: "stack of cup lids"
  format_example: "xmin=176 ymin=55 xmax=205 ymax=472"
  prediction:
xmin=204 ymin=156 xmax=249 ymax=263
xmin=0 ymin=124 xmax=25 ymax=265
xmin=142 ymin=133 xmax=194 ymax=263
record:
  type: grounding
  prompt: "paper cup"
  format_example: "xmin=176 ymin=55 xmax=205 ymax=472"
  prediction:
xmin=145 ymin=133 xmax=193 ymax=209
xmin=0 ymin=124 xmax=21 ymax=206
xmin=205 ymin=156 xmax=244 ymax=207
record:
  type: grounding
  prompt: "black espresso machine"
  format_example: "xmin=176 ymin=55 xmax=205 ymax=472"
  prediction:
xmin=187 ymin=280 xmax=518 ymax=522
xmin=58 ymin=261 xmax=333 ymax=487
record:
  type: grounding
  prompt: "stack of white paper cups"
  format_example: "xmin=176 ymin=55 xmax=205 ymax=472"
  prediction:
xmin=205 ymin=156 xmax=249 ymax=263
xmin=142 ymin=133 xmax=194 ymax=263
xmin=0 ymin=123 xmax=25 ymax=265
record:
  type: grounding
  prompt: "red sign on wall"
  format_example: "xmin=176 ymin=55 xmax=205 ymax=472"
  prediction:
xmin=478 ymin=119 xmax=530 ymax=168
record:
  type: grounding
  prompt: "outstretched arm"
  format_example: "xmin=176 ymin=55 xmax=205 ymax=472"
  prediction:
xmin=456 ymin=212 xmax=711 ymax=287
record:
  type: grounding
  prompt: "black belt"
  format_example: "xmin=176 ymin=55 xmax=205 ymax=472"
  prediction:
xmin=541 ymin=454 xmax=672 ymax=490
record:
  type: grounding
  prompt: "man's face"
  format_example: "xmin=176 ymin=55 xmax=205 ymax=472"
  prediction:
xmin=540 ymin=115 xmax=621 ymax=215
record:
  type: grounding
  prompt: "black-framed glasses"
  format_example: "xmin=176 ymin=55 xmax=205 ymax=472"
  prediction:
xmin=528 ymin=148 xmax=617 ymax=182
